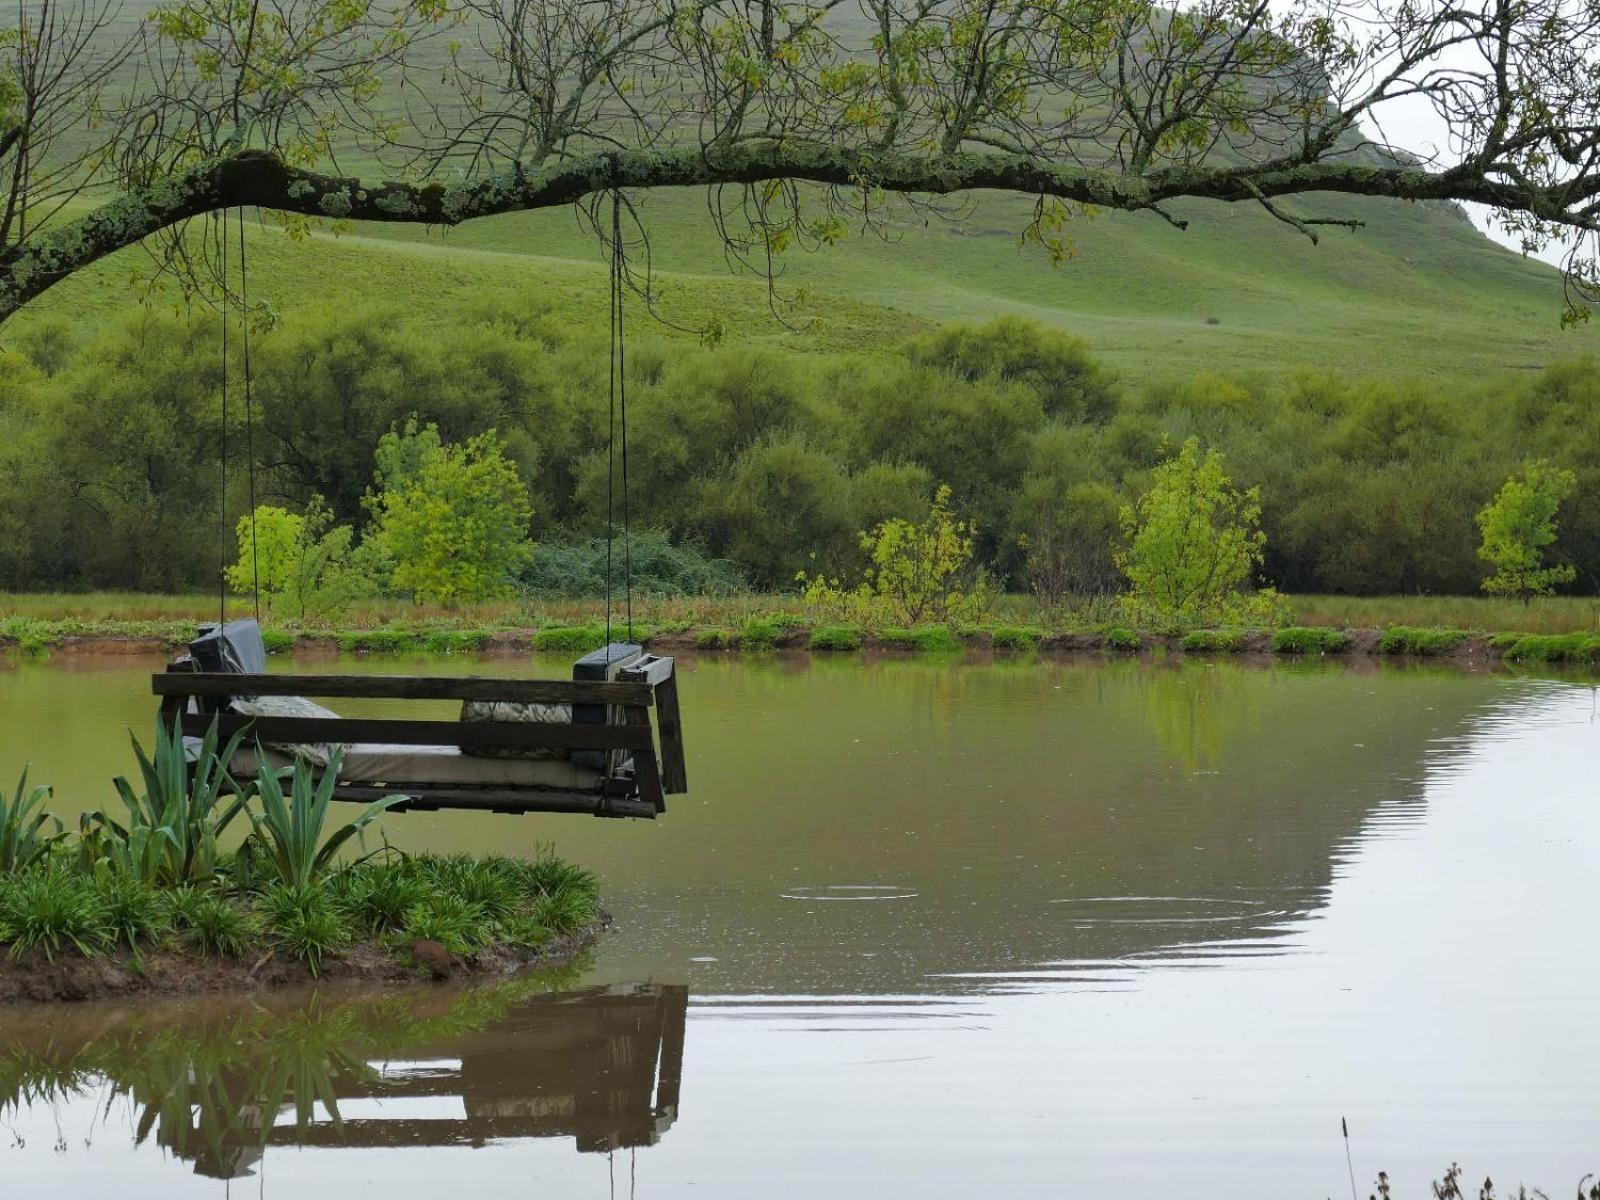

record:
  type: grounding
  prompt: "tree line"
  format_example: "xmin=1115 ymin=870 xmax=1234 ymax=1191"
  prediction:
xmin=0 ymin=298 xmax=1595 ymax=601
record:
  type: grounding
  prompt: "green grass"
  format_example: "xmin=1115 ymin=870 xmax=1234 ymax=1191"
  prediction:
xmin=532 ymin=624 xmax=610 ymax=653
xmin=1104 ymin=627 xmax=1141 ymax=651
xmin=1496 ymin=633 xmax=1600 ymax=663
xmin=1272 ymin=627 xmax=1352 ymax=654
xmin=1378 ymin=626 xmax=1472 ymax=656
xmin=876 ymin=626 xmax=963 ymax=652
xmin=1181 ymin=628 xmax=1246 ymax=653
xmin=1292 ymin=594 xmax=1600 ymax=635
xmin=989 ymin=625 xmax=1047 ymax=651
xmin=809 ymin=624 xmax=865 ymax=651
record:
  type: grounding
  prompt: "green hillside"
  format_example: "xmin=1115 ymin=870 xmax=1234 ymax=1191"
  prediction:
xmin=16 ymin=182 xmax=1591 ymax=384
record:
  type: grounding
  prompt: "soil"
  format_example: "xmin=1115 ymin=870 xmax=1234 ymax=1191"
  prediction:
xmin=0 ymin=915 xmax=609 ymax=1006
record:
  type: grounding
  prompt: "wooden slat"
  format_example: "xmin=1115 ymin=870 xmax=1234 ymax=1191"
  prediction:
xmin=181 ymin=713 xmax=653 ymax=753
xmin=623 ymin=704 xmax=666 ymax=814
xmin=154 ymin=672 xmax=653 ymax=707
xmin=652 ymin=668 xmax=688 ymax=795
xmin=334 ymin=785 xmax=658 ymax=819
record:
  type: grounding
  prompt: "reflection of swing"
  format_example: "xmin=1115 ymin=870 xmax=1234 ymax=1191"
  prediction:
xmin=153 ymin=193 xmax=685 ymax=820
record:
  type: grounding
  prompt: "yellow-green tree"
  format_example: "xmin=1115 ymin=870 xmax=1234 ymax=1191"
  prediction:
xmin=801 ymin=485 xmax=992 ymax=626
xmin=1475 ymin=463 xmax=1578 ymax=600
xmin=1117 ymin=438 xmax=1272 ymax=628
xmin=224 ymin=498 xmax=360 ymax=622
xmin=367 ymin=423 xmax=533 ymax=608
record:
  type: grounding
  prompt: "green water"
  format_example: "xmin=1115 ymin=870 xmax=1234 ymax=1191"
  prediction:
xmin=0 ymin=651 xmax=1596 ymax=1197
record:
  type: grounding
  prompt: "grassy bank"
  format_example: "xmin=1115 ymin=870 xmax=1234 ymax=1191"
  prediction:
xmin=3 ymin=592 xmax=1599 ymax=666
xmin=0 ymin=725 xmax=604 ymax=1003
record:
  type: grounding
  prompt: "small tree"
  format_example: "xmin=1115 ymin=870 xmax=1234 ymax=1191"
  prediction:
xmin=801 ymin=485 xmax=992 ymax=626
xmin=1475 ymin=463 xmax=1578 ymax=601
xmin=224 ymin=498 xmax=361 ymax=623
xmin=367 ymin=423 xmax=533 ymax=608
xmin=1116 ymin=438 xmax=1271 ymax=628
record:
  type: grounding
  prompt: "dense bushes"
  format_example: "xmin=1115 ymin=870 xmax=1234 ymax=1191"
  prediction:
xmin=1 ymin=299 xmax=1596 ymax=600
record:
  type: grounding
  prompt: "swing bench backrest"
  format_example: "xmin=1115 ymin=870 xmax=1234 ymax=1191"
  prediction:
xmin=152 ymin=638 xmax=686 ymax=820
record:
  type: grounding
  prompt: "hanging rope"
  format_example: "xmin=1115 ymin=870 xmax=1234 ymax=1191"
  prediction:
xmin=217 ymin=211 xmax=230 ymax=632
xmin=237 ymin=207 xmax=262 ymax=624
xmin=605 ymin=162 xmax=635 ymax=651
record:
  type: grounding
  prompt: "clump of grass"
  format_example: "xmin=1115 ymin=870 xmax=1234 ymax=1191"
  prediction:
xmin=990 ymin=625 xmax=1046 ymax=651
xmin=877 ymin=626 xmax=962 ymax=652
xmin=338 ymin=629 xmax=418 ymax=653
xmin=694 ymin=626 xmax=736 ymax=649
xmin=1180 ymin=628 xmax=1245 ymax=653
xmin=184 ymin=892 xmax=254 ymax=957
xmin=260 ymin=629 xmax=296 ymax=654
xmin=1104 ymin=626 xmax=1140 ymax=651
xmin=259 ymin=884 xmax=351 ymax=976
xmin=1378 ymin=626 xmax=1471 ymax=656
xmin=530 ymin=887 xmax=598 ymax=936
xmin=402 ymin=893 xmax=489 ymax=956
xmin=737 ymin=617 xmax=784 ymax=649
xmin=1497 ymin=632 xmax=1600 ymax=663
xmin=422 ymin=630 xmax=494 ymax=654
xmin=335 ymin=861 xmax=433 ymax=935
xmin=0 ymin=870 xmax=108 ymax=961
xmin=92 ymin=874 xmax=163 ymax=950
xmin=533 ymin=624 xmax=609 ymax=653
xmin=809 ymin=624 xmax=863 ymax=652
xmin=1271 ymin=626 xmax=1350 ymax=654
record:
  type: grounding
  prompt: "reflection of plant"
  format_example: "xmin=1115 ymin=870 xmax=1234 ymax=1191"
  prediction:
xmin=82 ymin=717 xmax=253 ymax=887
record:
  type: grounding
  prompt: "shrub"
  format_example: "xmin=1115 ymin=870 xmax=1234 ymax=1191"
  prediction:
xmin=225 ymin=498 xmax=364 ymax=623
xmin=1181 ymin=629 xmax=1245 ymax=653
xmin=1379 ymin=626 xmax=1471 ymax=656
xmin=1476 ymin=463 xmax=1578 ymax=600
xmin=259 ymin=883 xmax=350 ymax=976
xmin=533 ymin=624 xmax=609 ymax=653
xmin=1105 ymin=626 xmax=1140 ymax=651
xmin=990 ymin=625 xmax=1046 ymax=651
xmin=0 ymin=769 xmax=64 ymax=874
xmin=801 ymin=485 xmax=994 ymax=627
xmin=0 ymin=870 xmax=108 ymax=960
xmin=366 ymin=422 xmax=534 ymax=608
xmin=1272 ymin=626 xmax=1350 ymax=654
xmin=1117 ymin=437 xmax=1267 ymax=628
xmin=809 ymin=624 xmax=864 ymax=652
xmin=877 ymin=626 xmax=962 ymax=652
xmin=521 ymin=532 xmax=747 ymax=598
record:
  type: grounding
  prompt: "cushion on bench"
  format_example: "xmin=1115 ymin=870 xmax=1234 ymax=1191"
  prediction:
xmin=458 ymin=700 xmax=573 ymax=760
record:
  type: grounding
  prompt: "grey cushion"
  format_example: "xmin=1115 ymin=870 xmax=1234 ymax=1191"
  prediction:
xmin=459 ymin=700 xmax=573 ymax=760
xmin=229 ymin=694 xmax=344 ymax=767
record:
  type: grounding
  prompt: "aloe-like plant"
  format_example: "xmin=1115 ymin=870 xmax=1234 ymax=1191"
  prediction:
xmin=0 ymin=769 xmax=64 ymax=874
xmin=82 ymin=717 xmax=254 ymax=888
xmin=248 ymin=751 xmax=400 ymax=889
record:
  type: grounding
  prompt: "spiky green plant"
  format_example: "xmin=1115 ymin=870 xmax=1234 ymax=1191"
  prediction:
xmin=92 ymin=873 xmax=163 ymax=950
xmin=530 ymin=887 xmax=599 ymax=936
xmin=0 ymin=870 xmax=109 ymax=961
xmin=248 ymin=751 xmax=401 ymax=889
xmin=259 ymin=884 xmax=350 ymax=976
xmin=401 ymin=893 xmax=488 ymax=956
xmin=336 ymin=862 xmax=431 ymax=935
xmin=0 ymin=769 xmax=64 ymax=874
xmin=82 ymin=717 xmax=254 ymax=887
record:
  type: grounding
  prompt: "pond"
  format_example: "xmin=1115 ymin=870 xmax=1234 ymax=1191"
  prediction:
xmin=0 ymin=651 xmax=1596 ymax=1197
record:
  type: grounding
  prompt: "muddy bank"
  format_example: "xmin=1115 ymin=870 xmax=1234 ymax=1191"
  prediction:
xmin=0 ymin=915 xmax=607 ymax=1005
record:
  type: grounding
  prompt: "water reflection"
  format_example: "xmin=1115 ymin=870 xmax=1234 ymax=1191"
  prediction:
xmin=0 ymin=979 xmax=686 ymax=1182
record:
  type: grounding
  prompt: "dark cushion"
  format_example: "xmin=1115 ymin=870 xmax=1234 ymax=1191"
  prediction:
xmin=190 ymin=619 xmax=267 ymax=676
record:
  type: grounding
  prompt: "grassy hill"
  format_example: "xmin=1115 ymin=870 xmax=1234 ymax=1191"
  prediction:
xmin=16 ymin=181 xmax=1592 ymax=385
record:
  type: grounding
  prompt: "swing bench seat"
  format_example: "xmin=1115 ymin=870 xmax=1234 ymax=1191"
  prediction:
xmin=153 ymin=625 xmax=686 ymax=819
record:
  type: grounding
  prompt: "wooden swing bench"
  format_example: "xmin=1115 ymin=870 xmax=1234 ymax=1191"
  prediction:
xmin=153 ymin=622 xmax=685 ymax=820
